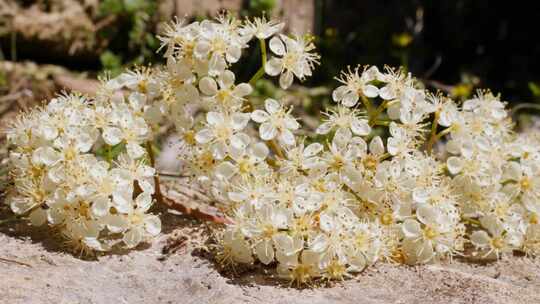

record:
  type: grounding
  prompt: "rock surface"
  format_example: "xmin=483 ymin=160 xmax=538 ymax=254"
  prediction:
xmin=1 ymin=212 xmax=540 ymax=304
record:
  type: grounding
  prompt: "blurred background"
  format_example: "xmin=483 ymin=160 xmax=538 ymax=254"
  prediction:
xmin=1 ymin=0 xmax=540 ymax=116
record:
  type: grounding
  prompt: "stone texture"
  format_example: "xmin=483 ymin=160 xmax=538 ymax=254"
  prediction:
xmin=1 ymin=211 xmax=540 ymax=304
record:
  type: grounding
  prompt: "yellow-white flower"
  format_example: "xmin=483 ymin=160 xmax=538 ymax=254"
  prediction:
xmin=251 ymin=98 xmax=300 ymax=146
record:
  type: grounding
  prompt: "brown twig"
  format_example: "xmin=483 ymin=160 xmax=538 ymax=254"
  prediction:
xmin=94 ymin=15 xmax=117 ymax=32
xmin=0 ymin=257 xmax=32 ymax=267
xmin=146 ymin=141 xmax=163 ymax=205
xmin=162 ymin=195 xmax=231 ymax=225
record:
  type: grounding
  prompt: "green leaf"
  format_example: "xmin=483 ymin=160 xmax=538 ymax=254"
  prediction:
xmin=528 ymin=82 xmax=540 ymax=97
xmin=124 ymin=0 xmax=147 ymax=13
xmin=96 ymin=142 xmax=126 ymax=162
xmin=99 ymin=0 xmax=124 ymax=15
xmin=100 ymin=51 xmax=123 ymax=75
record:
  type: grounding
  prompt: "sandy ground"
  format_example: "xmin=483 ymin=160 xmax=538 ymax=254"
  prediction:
xmin=1 ymin=207 xmax=540 ymax=304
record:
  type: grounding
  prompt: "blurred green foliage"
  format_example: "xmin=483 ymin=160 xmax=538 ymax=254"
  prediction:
xmin=90 ymin=0 xmax=538 ymax=104
xmin=247 ymin=0 xmax=276 ymax=16
xmin=98 ymin=0 xmax=159 ymax=75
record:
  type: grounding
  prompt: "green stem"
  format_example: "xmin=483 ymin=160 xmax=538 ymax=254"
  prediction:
xmin=368 ymin=100 xmax=390 ymax=126
xmin=106 ymin=145 xmax=113 ymax=164
xmin=379 ymin=152 xmax=392 ymax=161
xmin=360 ymin=95 xmax=373 ymax=117
xmin=373 ymin=120 xmax=391 ymax=127
xmin=434 ymin=127 xmax=453 ymax=141
xmin=426 ymin=111 xmax=440 ymax=154
xmin=0 ymin=215 xmax=19 ymax=225
xmin=249 ymin=38 xmax=267 ymax=86
xmin=268 ymin=139 xmax=285 ymax=159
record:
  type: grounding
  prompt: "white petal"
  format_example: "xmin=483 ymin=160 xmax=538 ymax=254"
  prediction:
xmin=218 ymin=70 xmax=235 ymax=88
xmin=259 ymin=123 xmax=277 ymax=140
xmin=231 ymin=113 xmax=250 ymax=130
xmin=32 ymin=146 xmax=61 ymax=166
xmin=29 ymin=208 xmax=47 ymax=226
xmin=215 ymin=161 xmax=237 ymax=179
xmin=144 ymin=215 xmax=161 ymax=236
xmin=251 ymin=110 xmax=270 ymax=123
xmin=212 ymin=141 xmax=228 ymax=160
xmin=363 ymin=84 xmax=379 ymax=98
xmin=446 ymin=156 xmax=463 ymax=175
xmin=351 ymin=118 xmax=371 ymax=136
xmin=265 ymin=98 xmax=281 ymax=114
xmin=102 ymin=127 xmax=123 ymax=146
xmin=251 ymin=142 xmax=269 ymax=160
xmin=310 ymin=234 xmax=328 ymax=252
xmin=273 ymin=233 xmax=294 ymax=255
xmin=342 ymin=91 xmax=359 ymax=107
xmin=105 ymin=215 xmax=128 ymax=233
xmin=123 ymin=228 xmax=143 ymax=248
xmin=284 ymin=117 xmax=300 ymax=130
xmin=412 ymin=188 xmax=429 ymax=204
xmin=269 ymin=36 xmax=286 ymax=56
xmin=319 ymin=213 xmax=334 ymax=232
xmin=502 ymin=162 xmax=522 ymax=182
xmin=332 ymin=86 xmax=348 ymax=102
xmin=126 ymin=142 xmax=145 ymax=159
xmin=402 ymin=219 xmax=422 ymax=238
xmin=316 ymin=122 xmax=333 ymax=135
xmin=135 ymin=192 xmax=153 ymax=212
xmin=194 ymin=41 xmax=210 ymax=58
xmin=195 ymin=129 xmax=213 ymax=144
xmin=470 ymin=230 xmax=491 ymax=248
xmin=379 ymin=86 xmax=396 ymax=100
xmin=278 ymin=129 xmax=295 ymax=146
xmin=369 ymin=136 xmax=385 ymax=155
xmin=231 ymin=133 xmax=250 ymax=150
xmin=91 ymin=197 xmax=110 ymax=217
xmin=226 ymin=45 xmax=241 ymax=63
xmin=304 ymin=143 xmax=323 ymax=157
xmin=264 ymin=58 xmax=282 ymax=76
xmin=255 ymin=240 xmax=275 ymax=265
xmin=416 ymin=205 xmax=438 ymax=225
xmin=199 ymin=77 xmax=218 ymax=96
xmin=279 ymin=71 xmax=294 ymax=89
xmin=233 ymin=83 xmax=252 ymax=97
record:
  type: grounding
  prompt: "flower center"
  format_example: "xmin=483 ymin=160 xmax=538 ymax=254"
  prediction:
xmin=423 ymin=226 xmax=438 ymax=240
xmin=521 ymin=177 xmax=531 ymax=190
xmin=380 ymin=213 xmax=393 ymax=225
xmin=491 ymin=237 xmax=504 ymax=249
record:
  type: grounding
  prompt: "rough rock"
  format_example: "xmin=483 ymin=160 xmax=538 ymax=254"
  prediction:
xmin=1 ymin=211 xmax=540 ymax=304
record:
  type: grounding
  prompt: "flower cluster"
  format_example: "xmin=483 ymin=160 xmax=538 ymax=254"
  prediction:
xmin=159 ymin=15 xmax=468 ymax=283
xmin=5 ymin=77 xmax=163 ymax=253
xmin=443 ymin=92 xmax=540 ymax=258
xmin=5 ymin=14 xmax=540 ymax=283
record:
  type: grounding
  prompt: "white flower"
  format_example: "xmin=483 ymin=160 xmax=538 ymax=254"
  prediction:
xmin=215 ymin=141 xmax=269 ymax=179
xmin=122 ymin=193 xmax=161 ymax=248
xmin=244 ymin=204 xmax=291 ymax=265
xmin=332 ymin=66 xmax=382 ymax=107
xmin=251 ymin=98 xmax=300 ymax=146
xmin=117 ymin=68 xmax=160 ymax=98
xmin=471 ymin=215 xmax=513 ymax=258
xmin=316 ymin=106 xmax=371 ymax=137
xmin=195 ymin=111 xmax=251 ymax=159
xmin=6 ymin=91 xmax=161 ymax=253
xmin=220 ymin=229 xmax=254 ymax=264
xmin=241 ymin=16 xmax=284 ymax=40
xmin=199 ymin=70 xmax=252 ymax=111
xmin=264 ymin=34 xmax=320 ymax=89
xmin=401 ymin=205 xmax=452 ymax=264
